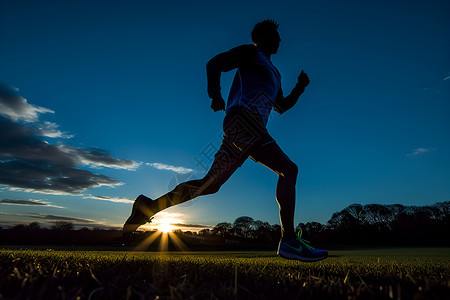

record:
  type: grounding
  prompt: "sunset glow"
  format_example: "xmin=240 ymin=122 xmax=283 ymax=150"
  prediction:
xmin=157 ymin=222 xmax=176 ymax=233
xmin=147 ymin=212 xmax=183 ymax=233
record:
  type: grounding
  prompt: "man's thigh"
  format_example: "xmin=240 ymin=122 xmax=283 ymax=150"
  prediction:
xmin=205 ymin=142 xmax=244 ymax=184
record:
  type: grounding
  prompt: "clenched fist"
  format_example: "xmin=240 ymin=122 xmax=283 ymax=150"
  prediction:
xmin=211 ymin=97 xmax=226 ymax=112
xmin=297 ymin=70 xmax=310 ymax=89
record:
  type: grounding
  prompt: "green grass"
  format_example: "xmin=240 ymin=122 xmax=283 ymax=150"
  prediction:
xmin=0 ymin=248 xmax=449 ymax=299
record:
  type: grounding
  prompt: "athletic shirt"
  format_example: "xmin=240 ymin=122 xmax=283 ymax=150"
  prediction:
xmin=207 ymin=44 xmax=282 ymax=127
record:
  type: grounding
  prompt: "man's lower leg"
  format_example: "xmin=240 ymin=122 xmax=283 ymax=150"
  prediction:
xmin=153 ymin=177 xmax=216 ymax=211
xmin=276 ymin=176 xmax=297 ymax=241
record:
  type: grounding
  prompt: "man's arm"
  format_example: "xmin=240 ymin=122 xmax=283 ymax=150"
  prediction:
xmin=206 ymin=44 xmax=256 ymax=111
xmin=274 ymin=70 xmax=310 ymax=114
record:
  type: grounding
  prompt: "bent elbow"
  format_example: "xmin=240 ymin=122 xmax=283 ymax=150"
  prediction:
xmin=206 ymin=56 xmax=221 ymax=72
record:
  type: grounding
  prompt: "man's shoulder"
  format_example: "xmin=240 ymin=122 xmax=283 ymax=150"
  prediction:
xmin=229 ymin=44 xmax=258 ymax=55
xmin=234 ymin=44 xmax=257 ymax=50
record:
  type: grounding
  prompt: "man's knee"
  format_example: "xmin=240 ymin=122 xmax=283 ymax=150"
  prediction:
xmin=200 ymin=177 xmax=223 ymax=195
xmin=283 ymin=161 xmax=298 ymax=182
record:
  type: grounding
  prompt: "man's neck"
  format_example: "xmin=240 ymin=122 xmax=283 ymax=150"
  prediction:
xmin=254 ymin=44 xmax=272 ymax=59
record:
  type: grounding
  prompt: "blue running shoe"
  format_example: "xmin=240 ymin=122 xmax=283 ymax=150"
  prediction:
xmin=277 ymin=231 xmax=328 ymax=262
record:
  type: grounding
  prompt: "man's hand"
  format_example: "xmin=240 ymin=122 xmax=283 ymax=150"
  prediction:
xmin=297 ymin=70 xmax=310 ymax=89
xmin=210 ymin=96 xmax=226 ymax=112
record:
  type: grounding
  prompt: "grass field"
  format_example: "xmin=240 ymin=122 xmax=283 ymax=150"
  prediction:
xmin=0 ymin=247 xmax=449 ymax=299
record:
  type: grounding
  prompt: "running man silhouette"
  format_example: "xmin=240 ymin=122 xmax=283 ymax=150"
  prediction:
xmin=123 ymin=20 xmax=328 ymax=261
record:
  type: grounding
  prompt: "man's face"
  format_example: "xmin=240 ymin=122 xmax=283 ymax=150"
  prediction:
xmin=258 ymin=30 xmax=281 ymax=54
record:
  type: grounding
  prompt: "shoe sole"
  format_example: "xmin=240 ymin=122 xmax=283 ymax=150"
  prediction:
xmin=278 ymin=250 xmax=328 ymax=262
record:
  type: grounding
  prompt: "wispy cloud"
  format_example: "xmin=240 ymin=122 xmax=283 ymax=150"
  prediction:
xmin=0 ymin=189 xmax=134 ymax=205
xmin=152 ymin=211 xmax=184 ymax=220
xmin=84 ymin=195 xmax=134 ymax=204
xmin=443 ymin=75 xmax=450 ymax=81
xmin=38 ymin=121 xmax=73 ymax=139
xmin=0 ymin=198 xmax=63 ymax=208
xmin=59 ymin=145 xmax=140 ymax=170
xmin=0 ymin=212 xmax=117 ymax=229
xmin=27 ymin=212 xmax=96 ymax=223
xmin=0 ymin=83 xmax=54 ymax=122
xmin=25 ymin=213 xmax=116 ymax=229
xmin=146 ymin=162 xmax=194 ymax=174
xmin=173 ymin=223 xmax=213 ymax=229
xmin=407 ymin=147 xmax=436 ymax=157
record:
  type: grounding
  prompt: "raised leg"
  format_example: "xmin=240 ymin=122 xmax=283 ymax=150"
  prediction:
xmin=153 ymin=148 xmax=241 ymax=212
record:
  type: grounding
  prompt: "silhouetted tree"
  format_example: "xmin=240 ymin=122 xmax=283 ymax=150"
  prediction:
xmin=364 ymin=204 xmax=392 ymax=231
xmin=431 ymin=201 xmax=449 ymax=221
xmin=212 ymin=222 xmax=232 ymax=237
xmin=295 ymin=222 xmax=325 ymax=242
xmin=345 ymin=204 xmax=366 ymax=227
xmin=51 ymin=221 xmax=74 ymax=230
xmin=27 ymin=222 xmax=41 ymax=230
xmin=12 ymin=224 xmax=26 ymax=230
xmin=327 ymin=209 xmax=353 ymax=231
xmin=253 ymin=220 xmax=272 ymax=240
xmin=198 ymin=229 xmax=211 ymax=236
xmin=233 ymin=216 xmax=255 ymax=238
xmin=270 ymin=224 xmax=281 ymax=241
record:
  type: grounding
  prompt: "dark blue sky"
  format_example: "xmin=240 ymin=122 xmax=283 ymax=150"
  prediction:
xmin=1 ymin=0 xmax=449 ymax=230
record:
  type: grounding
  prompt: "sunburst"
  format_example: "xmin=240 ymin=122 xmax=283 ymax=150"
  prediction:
xmin=133 ymin=212 xmax=188 ymax=251
xmin=157 ymin=222 xmax=175 ymax=233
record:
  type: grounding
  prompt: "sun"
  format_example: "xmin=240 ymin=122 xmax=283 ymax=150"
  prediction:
xmin=133 ymin=212 xmax=188 ymax=251
xmin=146 ymin=212 xmax=182 ymax=234
xmin=157 ymin=222 xmax=175 ymax=233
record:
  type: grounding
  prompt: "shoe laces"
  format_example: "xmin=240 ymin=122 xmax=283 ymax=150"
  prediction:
xmin=296 ymin=229 xmax=314 ymax=250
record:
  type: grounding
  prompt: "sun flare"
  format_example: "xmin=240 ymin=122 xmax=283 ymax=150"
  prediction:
xmin=133 ymin=212 xmax=188 ymax=251
xmin=148 ymin=212 xmax=183 ymax=233
xmin=157 ymin=222 xmax=175 ymax=233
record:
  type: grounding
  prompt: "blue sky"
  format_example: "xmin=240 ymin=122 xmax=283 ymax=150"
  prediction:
xmin=1 ymin=0 xmax=449 ymax=231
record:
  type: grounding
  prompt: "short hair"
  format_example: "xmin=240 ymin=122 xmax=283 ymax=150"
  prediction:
xmin=251 ymin=19 xmax=279 ymax=43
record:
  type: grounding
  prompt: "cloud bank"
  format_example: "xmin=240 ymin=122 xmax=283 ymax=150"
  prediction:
xmin=0 ymin=83 xmax=139 ymax=196
xmin=0 ymin=198 xmax=62 ymax=208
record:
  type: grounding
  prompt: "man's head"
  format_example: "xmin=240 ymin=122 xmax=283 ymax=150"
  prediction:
xmin=251 ymin=19 xmax=281 ymax=55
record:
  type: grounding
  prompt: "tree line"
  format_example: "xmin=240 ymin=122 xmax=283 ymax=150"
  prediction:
xmin=198 ymin=201 xmax=449 ymax=246
xmin=0 ymin=201 xmax=448 ymax=247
